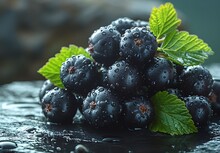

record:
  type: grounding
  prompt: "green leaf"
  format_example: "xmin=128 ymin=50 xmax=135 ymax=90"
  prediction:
xmin=160 ymin=30 xmax=214 ymax=66
xmin=38 ymin=45 xmax=92 ymax=88
xmin=149 ymin=2 xmax=181 ymax=39
xmin=149 ymin=91 xmax=198 ymax=136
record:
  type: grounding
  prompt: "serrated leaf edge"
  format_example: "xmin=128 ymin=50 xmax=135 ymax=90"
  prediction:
xmin=149 ymin=2 xmax=181 ymax=39
xmin=149 ymin=91 xmax=198 ymax=136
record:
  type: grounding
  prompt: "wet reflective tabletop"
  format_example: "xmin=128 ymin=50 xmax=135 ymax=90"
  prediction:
xmin=1 ymin=65 xmax=220 ymax=153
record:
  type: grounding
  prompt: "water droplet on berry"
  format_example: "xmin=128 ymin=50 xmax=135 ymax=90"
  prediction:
xmin=98 ymin=87 xmax=104 ymax=92
xmin=114 ymin=68 xmax=119 ymax=73
xmin=141 ymin=28 xmax=148 ymax=33
xmin=123 ymin=37 xmax=127 ymax=41
xmin=116 ymin=63 xmax=120 ymax=67
xmin=92 ymin=92 xmax=97 ymax=97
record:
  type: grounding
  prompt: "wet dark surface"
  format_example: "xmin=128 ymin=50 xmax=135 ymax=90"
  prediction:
xmin=1 ymin=65 xmax=220 ymax=153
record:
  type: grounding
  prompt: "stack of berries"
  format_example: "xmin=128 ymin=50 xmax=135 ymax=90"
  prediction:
xmin=39 ymin=17 xmax=219 ymax=130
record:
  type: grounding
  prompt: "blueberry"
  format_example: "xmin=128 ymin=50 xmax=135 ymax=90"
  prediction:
xmin=106 ymin=60 xmax=141 ymax=94
xmin=111 ymin=17 xmax=136 ymax=35
xmin=179 ymin=65 xmax=213 ymax=96
xmin=134 ymin=20 xmax=149 ymax=28
xmin=122 ymin=96 xmax=154 ymax=128
xmin=39 ymin=80 xmax=55 ymax=102
xmin=41 ymin=87 xmax=78 ymax=124
xmin=82 ymin=87 xmax=122 ymax=128
xmin=143 ymin=57 xmax=175 ymax=93
xmin=209 ymin=80 xmax=220 ymax=115
xmin=60 ymin=55 xmax=99 ymax=95
xmin=88 ymin=25 xmax=121 ymax=66
xmin=119 ymin=27 xmax=157 ymax=64
xmin=183 ymin=96 xmax=212 ymax=127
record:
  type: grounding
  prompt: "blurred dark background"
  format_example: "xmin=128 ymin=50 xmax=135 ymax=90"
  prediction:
xmin=0 ymin=0 xmax=219 ymax=84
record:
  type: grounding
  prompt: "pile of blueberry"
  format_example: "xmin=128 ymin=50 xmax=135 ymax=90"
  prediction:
xmin=39 ymin=17 xmax=220 ymax=129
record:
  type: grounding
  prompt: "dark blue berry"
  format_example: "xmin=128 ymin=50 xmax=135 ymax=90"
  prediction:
xmin=88 ymin=25 xmax=121 ymax=66
xmin=82 ymin=87 xmax=122 ymax=128
xmin=209 ymin=79 xmax=220 ymax=115
xmin=106 ymin=60 xmax=141 ymax=94
xmin=41 ymin=87 xmax=78 ymax=124
xmin=183 ymin=96 xmax=212 ymax=127
xmin=143 ymin=57 xmax=175 ymax=93
xmin=60 ymin=55 xmax=99 ymax=95
xmin=119 ymin=27 xmax=157 ymax=64
xmin=122 ymin=96 xmax=154 ymax=128
xmin=134 ymin=20 xmax=149 ymax=28
xmin=39 ymin=80 xmax=55 ymax=102
xmin=111 ymin=17 xmax=136 ymax=35
xmin=179 ymin=65 xmax=213 ymax=96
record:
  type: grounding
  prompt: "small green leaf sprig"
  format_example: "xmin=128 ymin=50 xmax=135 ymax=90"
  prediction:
xmin=150 ymin=3 xmax=214 ymax=66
